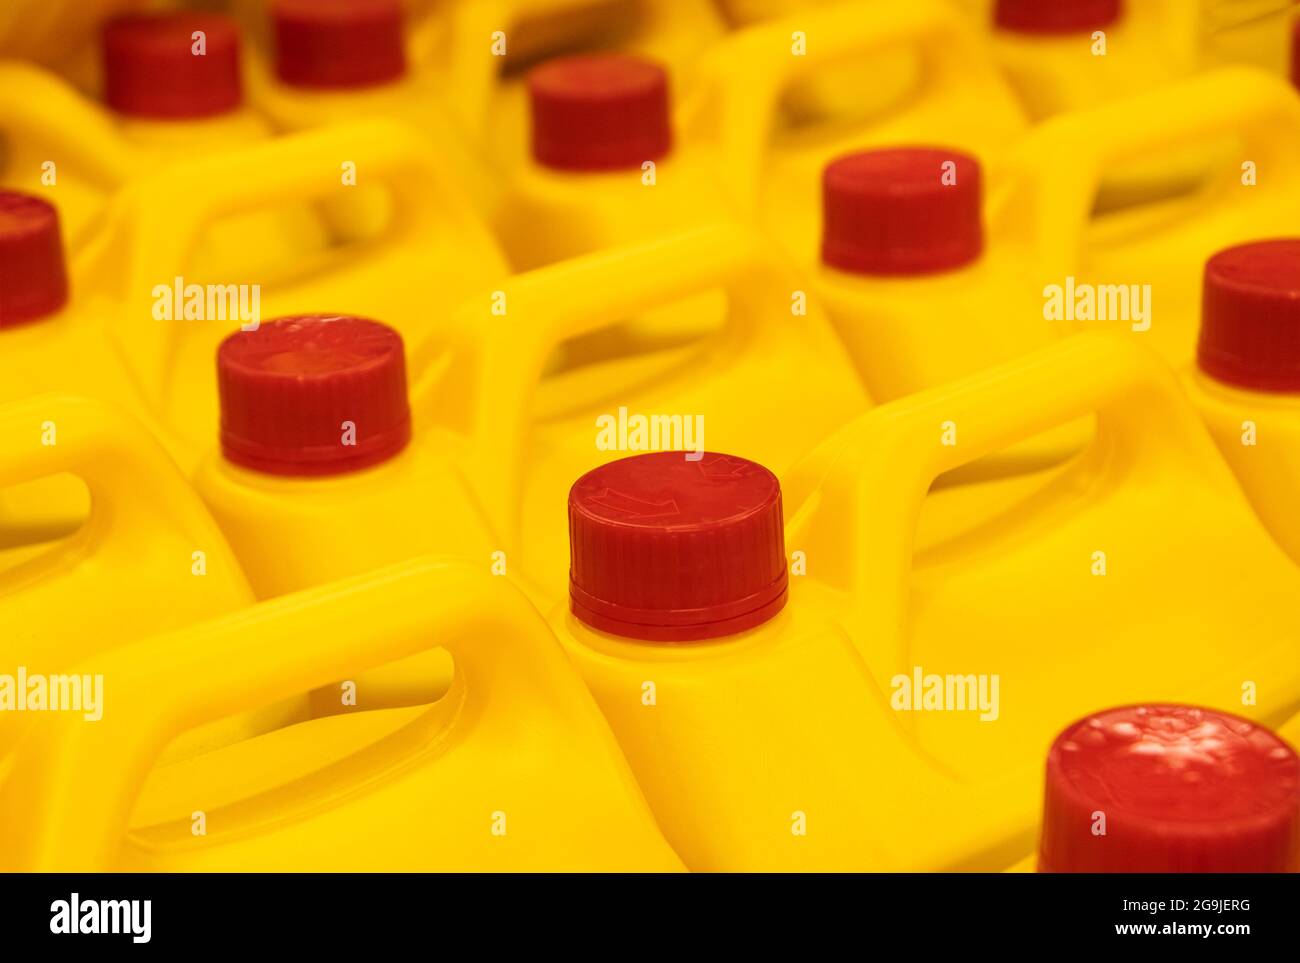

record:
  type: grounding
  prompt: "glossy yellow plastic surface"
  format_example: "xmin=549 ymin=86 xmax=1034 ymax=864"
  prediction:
xmin=689 ymin=1 xmax=1026 ymax=254
xmin=0 ymin=60 xmax=326 ymax=264
xmin=992 ymin=67 xmax=1300 ymax=367
xmin=0 ymin=558 xmax=684 ymax=872
xmin=74 ymin=119 xmax=508 ymax=472
xmin=490 ymin=1 xmax=1026 ymax=273
xmin=407 ymin=224 xmax=870 ymax=605
xmin=549 ymin=334 xmax=1300 ymax=870
xmin=1280 ymin=708 xmax=1300 ymax=748
xmin=241 ymin=32 xmax=494 ymax=220
xmin=713 ymin=0 xmax=830 ymax=24
xmin=194 ymin=224 xmax=863 ymax=709
xmin=0 ymin=1 xmax=143 ymax=66
xmin=429 ymin=0 xmax=728 ymax=167
xmin=809 ymin=68 xmax=1300 ymax=404
xmin=802 ymin=68 xmax=1300 ymax=483
xmin=1185 ymin=370 xmax=1300 ymax=566
xmin=0 ymin=395 xmax=299 ymax=758
xmin=1199 ymin=0 xmax=1298 ymax=75
xmin=962 ymin=0 xmax=1276 ymax=210
xmin=971 ymin=0 xmax=1199 ymax=121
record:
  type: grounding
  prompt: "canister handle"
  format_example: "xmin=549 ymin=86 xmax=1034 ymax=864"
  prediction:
xmin=990 ymin=67 xmax=1300 ymax=284
xmin=410 ymin=223 xmax=827 ymax=537
xmin=0 ymin=61 xmax=137 ymax=190
xmin=679 ymin=0 xmax=1007 ymax=210
xmin=0 ymin=557 xmax=599 ymax=870
xmin=79 ymin=118 xmax=499 ymax=411
xmin=782 ymin=334 xmax=1231 ymax=680
xmin=0 ymin=394 xmax=244 ymax=573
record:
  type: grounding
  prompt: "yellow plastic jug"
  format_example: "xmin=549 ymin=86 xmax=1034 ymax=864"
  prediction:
xmin=0 ymin=60 xmax=138 ymax=249
xmin=801 ymin=68 xmax=1300 ymax=480
xmin=0 ymin=558 xmax=685 ymax=872
xmin=190 ymin=225 xmax=864 ymax=708
xmin=232 ymin=0 xmax=501 ymax=217
xmin=974 ymin=0 xmax=1264 ymax=210
xmin=73 ymin=118 xmax=508 ymax=472
xmin=690 ymin=2 xmax=1024 ymax=239
xmin=0 ymin=394 xmax=301 ymax=758
xmin=806 ymin=146 xmax=1088 ymax=481
xmin=0 ymin=14 xmax=328 ymax=264
xmin=1185 ymin=238 xmax=1300 ymax=567
xmin=193 ymin=313 xmax=498 ymax=713
xmin=0 ymin=188 xmax=163 ymax=540
xmin=1010 ymin=704 xmax=1300 ymax=873
xmin=547 ymin=333 xmax=1300 ymax=870
xmin=972 ymin=0 xmax=1199 ymax=120
xmin=992 ymin=66 xmax=1300 ymax=367
xmin=423 ymin=0 xmax=728 ymax=165
xmin=409 ymin=224 xmax=869 ymax=605
xmin=490 ymin=1 xmax=1025 ymax=271
xmin=489 ymin=49 xmax=725 ymax=272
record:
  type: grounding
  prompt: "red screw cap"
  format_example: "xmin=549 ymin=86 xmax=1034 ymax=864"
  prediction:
xmin=994 ymin=0 xmax=1122 ymax=34
xmin=822 ymin=147 xmax=983 ymax=276
xmin=272 ymin=0 xmax=406 ymax=90
xmin=528 ymin=54 xmax=672 ymax=172
xmin=568 ymin=451 xmax=787 ymax=642
xmin=103 ymin=13 xmax=243 ymax=118
xmin=1197 ymin=239 xmax=1300 ymax=392
xmin=1039 ymin=704 xmax=1300 ymax=873
xmin=217 ymin=316 xmax=411 ymax=477
xmin=0 ymin=191 xmax=69 ymax=329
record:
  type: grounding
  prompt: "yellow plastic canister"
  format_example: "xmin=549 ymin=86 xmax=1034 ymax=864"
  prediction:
xmin=0 ymin=189 xmax=151 ymax=541
xmin=190 ymin=225 xmax=865 ymax=710
xmin=192 ymin=313 xmax=498 ymax=714
xmin=548 ymin=333 xmax=1300 ymax=870
xmin=234 ymin=0 xmax=507 ymax=219
xmin=0 ymin=13 xmax=328 ymax=265
xmin=684 ymin=1 xmax=1027 ymax=254
xmin=0 ymin=394 xmax=301 ymax=759
xmin=969 ymin=0 xmax=1259 ymax=210
xmin=73 ymin=118 xmax=508 ymax=472
xmin=424 ymin=0 xmax=728 ymax=167
xmin=1184 ymin=238 xmax=1300 ymax=567
xmin=489 ymin=1 xmax=1026 ymax=271
xmin=412 ymin=224 xmax=869 ymax=604
xmin=0 ymin=558 xmax=685 ymax=872
xmin=969 ymin=0 xmax=1199 ymax=121
xmin=992 ymin=66 xmax=1300 ymax=367
xmin=807 ymin=146 xmax=1082 ymax=481
xmin=800 ymin=67 xmax=1300 ymax=481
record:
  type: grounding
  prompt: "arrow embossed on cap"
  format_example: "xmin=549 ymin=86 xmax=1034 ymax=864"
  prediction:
xmin=587 ymin=488 xmax=681 ymax=519
xmin=696 ymin=454 xmax=763 ymax=477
